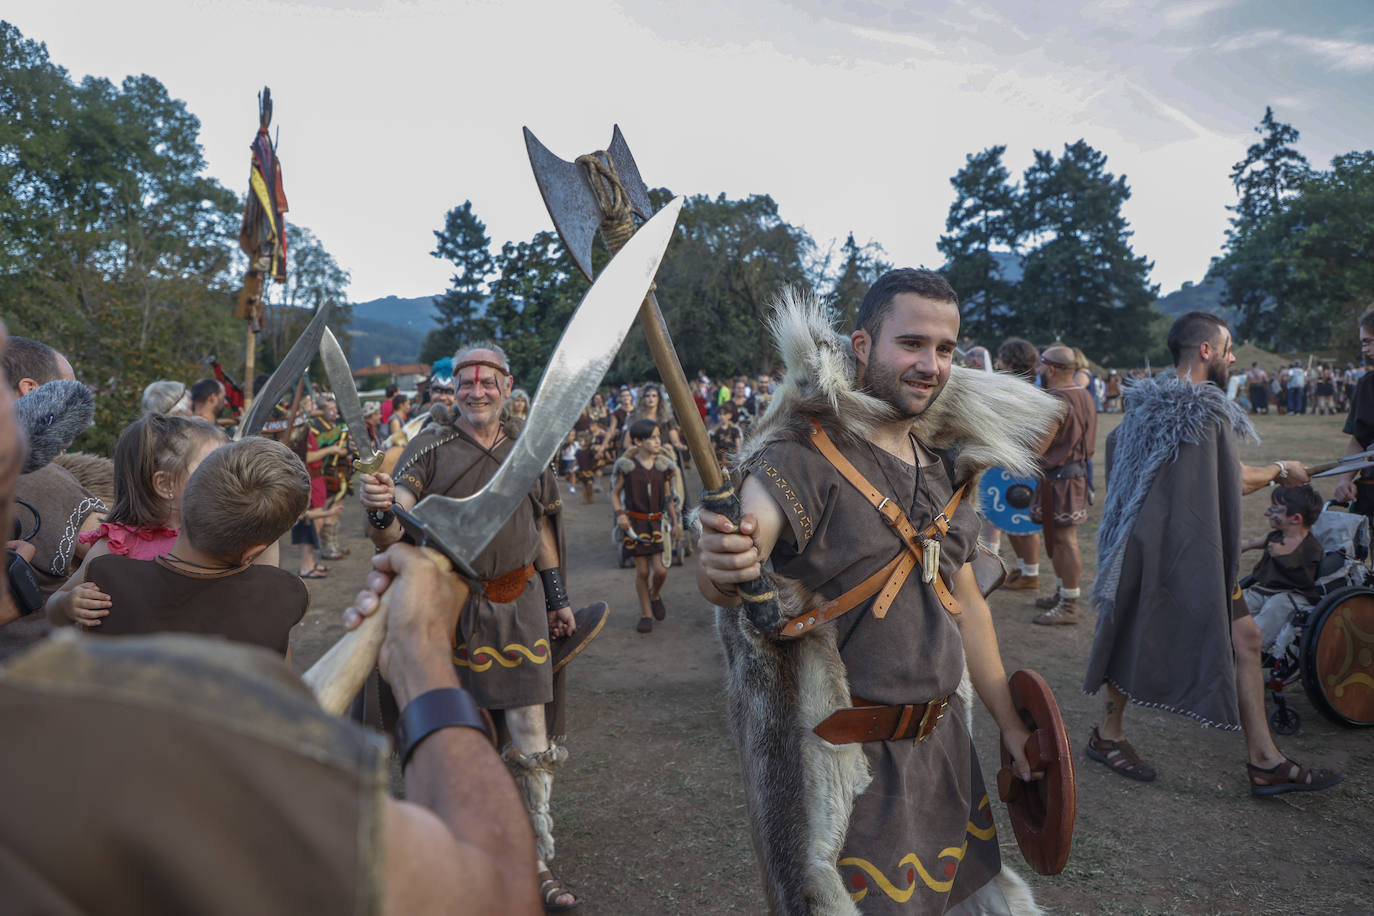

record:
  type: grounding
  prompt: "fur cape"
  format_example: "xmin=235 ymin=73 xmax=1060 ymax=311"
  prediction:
xmin=716 ymin=289 xmax=1058 ymax=915
xmin=1084 ymin=373 xmax=1256 ymax=728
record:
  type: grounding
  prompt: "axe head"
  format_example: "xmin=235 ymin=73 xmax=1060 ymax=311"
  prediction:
xmin=523 ymin=124 xmax=654 ymax=281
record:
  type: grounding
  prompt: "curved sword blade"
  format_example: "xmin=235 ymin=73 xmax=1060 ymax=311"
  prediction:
xmin=238 ymin=300 xmax=335 ymax=439
xmin=319 ymin=327 xmax=383 ymax=472
xmin=401 ymin=196 xmax=683 ymax=577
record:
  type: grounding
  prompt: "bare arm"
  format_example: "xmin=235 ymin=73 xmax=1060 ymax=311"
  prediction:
xmin=358 ymin=473 xmax=415 ymax=550
xmin=45 ymin=539 xmax=111 ymax=626
xmin=695 ymin=473 xmax=786 ymax=607
xmin=1240 ymin=460 xmax=1309 ymax=495
xmin=346 ymin=547 xmax=540 ymax=916
xmin=950 ymin=563 xmax=1033 ymax=780
xmin=1333 ymin=435 xmax=1365 ymax=503
xmin=71 ymin=510 xmax=104 ymax=561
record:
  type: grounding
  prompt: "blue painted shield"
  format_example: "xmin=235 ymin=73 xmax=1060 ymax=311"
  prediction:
xmin=980 ymin=466 xmax=1041 ymax=534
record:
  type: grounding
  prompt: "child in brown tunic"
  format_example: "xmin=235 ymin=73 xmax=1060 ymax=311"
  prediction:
xmin=612 ymin=420 xmax=682 ymax=633
xmin=84 ymin=438 xmax=312 ymax=657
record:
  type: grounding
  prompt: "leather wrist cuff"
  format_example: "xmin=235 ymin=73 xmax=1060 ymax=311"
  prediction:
xmin=539 ymin=567 xmax=569 ymax=611
xmin=367 ymin=507 xmax=395 ymax=530
xmin=396 ymin=687 xmax=491 ymax=767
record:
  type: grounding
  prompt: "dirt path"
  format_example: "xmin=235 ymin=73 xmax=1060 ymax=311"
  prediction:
xmin=288 ymin=411 xmax=1372 ymax=916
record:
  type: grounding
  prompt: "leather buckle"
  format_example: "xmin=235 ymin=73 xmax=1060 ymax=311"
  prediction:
xmin=915 ymin=695 xmax=948 ymax=745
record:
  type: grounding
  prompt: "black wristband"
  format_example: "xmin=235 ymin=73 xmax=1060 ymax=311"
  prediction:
xmin=367 ymin=507 xmax=395 ymax=530
xmin=539 ymin=566 xmax=569 ymax=611
xmin=395 ymin=687 xmax=490 ymax=767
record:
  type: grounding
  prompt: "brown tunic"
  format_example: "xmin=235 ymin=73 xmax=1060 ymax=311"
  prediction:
xmin=86 ymin=555 xmax=309 ymax=655
xmin=1031 ymin=386 xmax=1097 ymax=527
xmin=0 ymin=633 xmax=387 ymax=915
xmin=745 ymin=434 xmax=1003 ymax=914
xmin=394 ymin=423 xmax=561 ymax=709
xmin=617 ymin=453 xmax=673 ymax=558
xmin=15 ymin=462 xmax=107 ymax=598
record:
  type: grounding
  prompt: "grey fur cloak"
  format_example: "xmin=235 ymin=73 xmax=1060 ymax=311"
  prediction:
xmin=714 ymin=289 xmax=1062 ymax=915
xmin=1083 ymin=373 xmax=1256 ymax=729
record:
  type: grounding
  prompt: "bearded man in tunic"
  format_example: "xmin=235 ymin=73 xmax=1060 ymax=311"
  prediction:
xmin=698 ymin=269 xmax=1062 ymax=915
xmin=1083 ymin=310 xmax=1340 ymax=796
xmin=358 ymin=342 xmax=581 ymax=909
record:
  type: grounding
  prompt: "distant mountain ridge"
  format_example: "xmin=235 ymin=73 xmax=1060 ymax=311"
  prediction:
xmin=347 ymin=295 xmax=440 ymax=369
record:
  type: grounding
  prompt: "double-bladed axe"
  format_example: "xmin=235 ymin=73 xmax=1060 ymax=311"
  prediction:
xmin=524 ymin=126 xmax=784 ymax=633
xmin=302 ymin=197 xmax=683 ymax=713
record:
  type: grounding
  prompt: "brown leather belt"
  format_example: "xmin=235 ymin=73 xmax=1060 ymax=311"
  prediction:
xmin=481 ymin=563 xmax=535 ymax=603
xmin=812 ymin=694 xmax=949 ymax=745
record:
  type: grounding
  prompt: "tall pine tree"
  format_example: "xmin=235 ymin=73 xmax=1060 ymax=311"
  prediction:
xmin=937 ymin=146 xmax=1019 ymax=343
xmin=424 ymin=200 xmax=494 ymax=362
xmin=1016 ymin=140 xmax=1157 ymax=364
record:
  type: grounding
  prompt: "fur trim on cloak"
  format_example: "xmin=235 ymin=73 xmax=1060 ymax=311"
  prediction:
xmin=716 ymin=288 xmax=1059 ymax=915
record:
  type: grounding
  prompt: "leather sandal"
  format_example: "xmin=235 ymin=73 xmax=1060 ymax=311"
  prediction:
xmin=650 ymin=597 xmax=666 ymax=621
xmin=1085 ymin=726 xmax=1157 ymax=782
xmin=538 ymin=868 xmax=581 ymax=912
xmin=1247 ymin=759 xmax=1342 ymax=797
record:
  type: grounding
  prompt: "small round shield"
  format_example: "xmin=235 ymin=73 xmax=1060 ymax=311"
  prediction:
xmin=996 ymin=669 xmax=1076 ymax=876
xmin=980 ymin=466 xmax=1042 ymax=534
xmin=551 ymin=602 xmax=610 ymax=674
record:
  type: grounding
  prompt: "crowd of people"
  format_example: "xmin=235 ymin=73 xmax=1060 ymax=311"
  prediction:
xmin=1 ymin=269 xmax=1363 ymax=913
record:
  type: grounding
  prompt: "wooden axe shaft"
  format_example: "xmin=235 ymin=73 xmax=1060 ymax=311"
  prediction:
xmin=639 ymin=290 xmax=725 ymax=492
xmin=302 ymin=547 xmax=453 ymax=716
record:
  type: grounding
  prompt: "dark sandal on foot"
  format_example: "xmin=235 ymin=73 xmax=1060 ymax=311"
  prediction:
xmin=1247 ymin=759 xmax=1342 ymax=797
xmin=1085 ymin=727 xmax=1157 ymax=782
xmin=650 ymin=597 xmax=666 ymax=621
xmin=538 ymin=868 xmax=580 ymax=912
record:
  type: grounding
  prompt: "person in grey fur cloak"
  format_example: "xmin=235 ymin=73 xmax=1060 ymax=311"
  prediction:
xmin=1082 ymin=310 xmax=1341 ymax=797
xmin=697 ymin=269 xmax=1061 ymax=915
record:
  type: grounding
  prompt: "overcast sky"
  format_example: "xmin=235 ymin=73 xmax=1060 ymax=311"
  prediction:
xmin=12 ymin=0 xmax=1373 ymax=304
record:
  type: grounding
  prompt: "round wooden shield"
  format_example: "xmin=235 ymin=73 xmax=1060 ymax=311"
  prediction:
xmin=997 ymin=669 xmax=1076 ymax=876
xmin=980 ymin=466 xmax=1041 ymax=535
xmin=1300 ymin=586 xmax=1374 ymax=727
xmin=551 ymin=602 xmax=610 ymax=674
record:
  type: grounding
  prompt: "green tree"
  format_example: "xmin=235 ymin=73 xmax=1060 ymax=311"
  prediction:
xmin=484 ymin=232 xmax=589 ymax=388
xmin=0 ymin=21 xmax=248 ymax=452
xmin=828 ymin=233 xmax=890 ymax=332
xmin=1211 ymin=108 xmax=1312 ymax=344
xmin=937 ymin=146 xmax=1019 ymax=342
xmin=1213 ymin=151 xmax=1374 ymax=350
xmin=1014 ymin=141 xmax=1158 ymax=364
xmin=258 ymin=224 xmax=354 ymax=374
xmin=425 ymin=200 xmax=494 ymax=361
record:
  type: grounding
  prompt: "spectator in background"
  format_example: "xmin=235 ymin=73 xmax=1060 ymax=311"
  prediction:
xmin=379 ymin=382 xmax=400 ymax=425
xmin=1247 ymin=362 xmax=1270 ymax=414
xmin=1286 ymin=361 xmax=1307 ymax=415
xmin=142 ymin=380 xmax=192 ymax=417
xmin=190 ymin=378 xmax=226 ymax=424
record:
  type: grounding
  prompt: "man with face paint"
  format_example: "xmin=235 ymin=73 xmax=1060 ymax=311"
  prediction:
xmin=358 ymin=341 xmax=582 ymax=910
xmin=1082 ymin=311 xmax=1340 ymax=797
xmin=697 ymin=269 xmax=1064 ymax=913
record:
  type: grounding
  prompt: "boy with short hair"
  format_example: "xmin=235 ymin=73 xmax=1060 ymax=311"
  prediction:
xmin=612 ymin=420 xmax=682 ymax=634
xmin=85 ymin=438 xmax=312 ymax=656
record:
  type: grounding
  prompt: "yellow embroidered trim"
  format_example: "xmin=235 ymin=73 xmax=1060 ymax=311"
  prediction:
xmin=841 ymin=796 xmax=997 ymax=902
xmin=453 ymin=638 xmax=551 ymax=671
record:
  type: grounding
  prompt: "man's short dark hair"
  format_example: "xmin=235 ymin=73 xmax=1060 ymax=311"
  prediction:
xmin=3 ymin=337 xmax=60 ymax=392
xmin=628 ymin=418 xmax=659 ymax=443
xmin=1359 ymin=307 xmax=1374 ymax=335
xmin=997 ymin=338 xmax=1039 ymax=381
xmin=1167 ymin=311 xmax=1229 ymax=366
xmin=855 ymin=268 xmax=958 ymax=337
xmin=190 ymin=378 xmax=222 ymax=408
xmin=1271 ymin=484 xmax=1323 ymax=528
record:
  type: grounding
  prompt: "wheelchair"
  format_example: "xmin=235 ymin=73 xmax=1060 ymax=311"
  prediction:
xmin=1250 ymin=504 xmax=1374 ymax=734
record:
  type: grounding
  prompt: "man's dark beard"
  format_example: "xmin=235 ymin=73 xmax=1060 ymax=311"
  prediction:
xmin=1205 ymin=358 xmax=1229 ymax=389
xmin=862 ymin=359 xmax=942 ymax=418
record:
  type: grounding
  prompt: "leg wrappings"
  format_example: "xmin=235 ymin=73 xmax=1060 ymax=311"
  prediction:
xmin=502 ymin=742 xmax=569 ymax=863
xmin=320 ymin=519 xmax=340 ymax=555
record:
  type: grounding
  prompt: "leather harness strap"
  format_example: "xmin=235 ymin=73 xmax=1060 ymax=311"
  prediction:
xmin=776 ymin=420 xmax=966 ymax=640
xmin=812 ymin=694 xmax=950 ymax=745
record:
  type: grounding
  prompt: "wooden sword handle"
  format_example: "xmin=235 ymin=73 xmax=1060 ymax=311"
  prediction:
xmin=302 ymin=547 xmax=453 ymax=716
